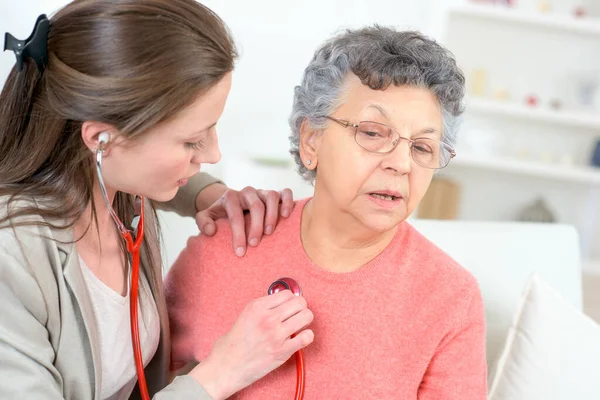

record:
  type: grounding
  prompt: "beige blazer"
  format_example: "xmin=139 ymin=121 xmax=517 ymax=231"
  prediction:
xmin=0 ymin=172 xmax=220 ymax=399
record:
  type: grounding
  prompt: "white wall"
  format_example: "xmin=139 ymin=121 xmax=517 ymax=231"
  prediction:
xmin=198 ymin=0 xmax=437 ymax=188
xmin=1 ymin=0 xmax=445 ymax=267
xmin=0 ymin=0 xmax=442 ymax=188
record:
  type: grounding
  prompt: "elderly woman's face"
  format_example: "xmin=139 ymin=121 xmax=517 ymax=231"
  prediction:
xmin=308 ymin=75 xmax=442 ymax=232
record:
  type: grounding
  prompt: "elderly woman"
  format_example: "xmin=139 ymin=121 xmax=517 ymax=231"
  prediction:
xmin=165 ymin=26 xmax=486 ymax=399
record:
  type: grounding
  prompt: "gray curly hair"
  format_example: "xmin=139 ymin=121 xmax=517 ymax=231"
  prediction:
xmin=288 ymin=26 xmax=465 ymax=182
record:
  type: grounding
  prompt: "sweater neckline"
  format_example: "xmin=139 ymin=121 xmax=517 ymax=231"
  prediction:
xmin=289 ymin=198 xmax=407 ymax=283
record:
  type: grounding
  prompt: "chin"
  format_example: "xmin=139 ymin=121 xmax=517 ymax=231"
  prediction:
xmin=146 ymin=187 xmax=179 ymax=203
xmin=363 ymin=214 xmax=406 ymax=233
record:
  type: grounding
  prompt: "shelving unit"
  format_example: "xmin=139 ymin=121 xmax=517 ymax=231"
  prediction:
xmin=450 ymin=154 xmax=600 ymax=185
xmin=467 ymin=98 xmax=600 ymax=132
xmin=442 ymin=0 xmax=600 ymax=264
xmin=449 ymin=3 xmax=600 ymax=37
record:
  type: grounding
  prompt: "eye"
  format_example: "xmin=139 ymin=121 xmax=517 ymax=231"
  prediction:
xmin=362 ymin=130 xmax=382 ymax=138
xmin=185 ymin=139 xmax=205 ymax=150
xmin=413 ymin=142 xmax=433 ymax=154
xmin=357 ymin=122 xmax=388 ymax=140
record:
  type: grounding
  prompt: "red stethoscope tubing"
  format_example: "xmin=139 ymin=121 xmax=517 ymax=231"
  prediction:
xmin=121 ymin=200 xmax=150 ymax=400
xmin=268 ymin=278 xmax=306 ymax=400
xmin=293 ymin=346 xmax=305 ymax=400
xmin=96 ymin=142 xmax=150 ymax=400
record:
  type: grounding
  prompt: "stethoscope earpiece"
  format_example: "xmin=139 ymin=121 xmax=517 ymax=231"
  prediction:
xmin=98 ymin=132 xmax=110 ymax=147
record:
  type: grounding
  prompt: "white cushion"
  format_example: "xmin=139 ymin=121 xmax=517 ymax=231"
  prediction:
xmin=488 ymin=274 xmax=600 ymax=400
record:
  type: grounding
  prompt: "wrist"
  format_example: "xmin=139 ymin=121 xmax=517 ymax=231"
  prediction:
xmin=189 ymin=356 xmax=235 ymax=400
xmin=195 ymin=183 xmax=227 ymax=212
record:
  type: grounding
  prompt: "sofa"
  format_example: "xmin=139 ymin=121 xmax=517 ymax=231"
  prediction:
xmin=408 ymin=219 xmax=583 ymax=378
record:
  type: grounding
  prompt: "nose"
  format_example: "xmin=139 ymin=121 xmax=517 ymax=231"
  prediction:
xmin=381 ymin=136 xmax=412 ymax=174
xmin=191 ymin=135 xmax=221 ymax=165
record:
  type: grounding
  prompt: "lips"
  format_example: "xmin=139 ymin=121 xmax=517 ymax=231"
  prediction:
xmin=368 ymin=190 xmax=403 ymax=201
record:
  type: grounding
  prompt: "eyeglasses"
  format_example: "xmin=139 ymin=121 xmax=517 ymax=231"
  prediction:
xmin=324 ymin=116 xmax=456 ymax=170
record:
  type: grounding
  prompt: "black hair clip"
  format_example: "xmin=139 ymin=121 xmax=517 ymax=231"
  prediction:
xmin=3 ymin=14 xmax=50 ymax=73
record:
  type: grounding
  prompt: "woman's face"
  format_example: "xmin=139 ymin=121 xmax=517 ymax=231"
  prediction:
xmin=102 ymin=72 xmax=232 ymax=202
xmin=307 ymin=75 xmax=442 ymax=233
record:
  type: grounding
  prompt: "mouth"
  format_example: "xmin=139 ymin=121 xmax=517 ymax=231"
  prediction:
xmin=368 ymin=191 xmax=403 ymax=201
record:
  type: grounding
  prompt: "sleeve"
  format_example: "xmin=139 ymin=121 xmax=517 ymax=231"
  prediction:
xmin=157 ymin=172 xmax=223 ymax=218
xmin=153 ymin=375 xmax=213 ymax=400
xmin=0 ymin=244 xmax=64 ymax=399
xmin=163 ymin=236 xmax=203 ymax=370
xmin=417 ymin=284 xmax=488 ymax=400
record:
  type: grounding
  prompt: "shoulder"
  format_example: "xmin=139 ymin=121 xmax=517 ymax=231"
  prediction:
xmin=177 ymin=198 xmax=306 ymax=262
xmin=0 ymin=214 xmax=62 ymax=323
xmin=401 ymin=221 xmax=483 ymax=309
xmin=0 ymin=195 xmax=72 ymax=287
xmin=165 ymin=199 xmax=305 ymax=293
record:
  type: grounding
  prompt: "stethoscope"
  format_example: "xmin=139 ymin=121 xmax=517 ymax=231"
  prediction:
xmin=268 ymin=278 xmax=306 ymax=400
xmin=96 ymin=132 xmax=151 ymax=400
xmin=96 ymin=134 xmax=306 ymax=400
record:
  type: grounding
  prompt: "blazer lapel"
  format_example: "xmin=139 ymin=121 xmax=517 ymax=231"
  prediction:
xmin=56 ymin=228 xmax=102 ymax=400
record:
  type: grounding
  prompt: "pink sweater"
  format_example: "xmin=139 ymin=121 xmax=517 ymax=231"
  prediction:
xmin=165 ymin=199 xmax=487 ymax=399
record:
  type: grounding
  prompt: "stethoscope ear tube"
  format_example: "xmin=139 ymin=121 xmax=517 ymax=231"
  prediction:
xmin=95 ymin=146 xmax=150 ymax=400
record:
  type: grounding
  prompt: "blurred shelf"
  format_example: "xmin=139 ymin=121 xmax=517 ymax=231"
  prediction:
xmin=450 ymin=3 xmax=600 ymax=37
xmin=583 ymin=259 xmax=600 ymax=276
xmin=449 ymin=154 xmax=600 ymax=185
xmin=467 ymin=98 xmax=600 ymax=131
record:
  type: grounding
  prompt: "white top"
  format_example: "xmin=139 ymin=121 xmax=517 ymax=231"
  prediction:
xmin=80 ymin=256 xmax=161 ymax=400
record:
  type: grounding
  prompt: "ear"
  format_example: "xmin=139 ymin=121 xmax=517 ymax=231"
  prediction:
xmin=298 ymin=118 xmax=322 ymax=171
xmin=81 ymin=121 xmax=119 ymax=155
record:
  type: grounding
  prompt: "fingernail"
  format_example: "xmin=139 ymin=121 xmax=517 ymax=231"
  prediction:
xmin=265 ymin=225 xmax=273 ymax=235
xmin=249 ymin=238 xmax=258 ymax=247
xmin=282 ymin=209 xmax=290 ymax=218
xmin=235 ymin=247 xmax=245 ymax=257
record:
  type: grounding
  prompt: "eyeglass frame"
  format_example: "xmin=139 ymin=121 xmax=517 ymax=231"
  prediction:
xmin=322 ymin=116 xmax=456 ymax=170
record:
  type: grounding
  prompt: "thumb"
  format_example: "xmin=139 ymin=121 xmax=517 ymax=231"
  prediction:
xmin=202 ymin=220 xmax=217 ymax=236
xmin=195 ymin=210 xmax=217 ymax=236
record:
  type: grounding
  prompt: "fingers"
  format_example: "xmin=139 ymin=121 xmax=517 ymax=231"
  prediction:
xmin=260 ymin=289 xmax=296 ymax=309
xmin=256 ymin=189 xmax=280 ymax=235
xmin=195 ymin=211 xmax=217 ymax=236
xmin=279 ymin=188 xmax=294 ymax=218
xmin=280 ymin=308 xmax=314 ymax=337
xmin=276 ymin=295 xmax=309 ymax=323
xmin=282 ymin=328 xmax=315 ymax=355
xmin=220 ymin=192 xmax=247 ymax=257
xmin=239 ymin=187 xmax=265 ymax=248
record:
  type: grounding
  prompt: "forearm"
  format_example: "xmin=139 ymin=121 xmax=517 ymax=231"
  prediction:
xmin=152 ymin=375 xmax=214 ymax=400
xmin=158 ymin=172 xmax=224 ymax=217
xmin=194 ymin=183 xmax=227 ymax=213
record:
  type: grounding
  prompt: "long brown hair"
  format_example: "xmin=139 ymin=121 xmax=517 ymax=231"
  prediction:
xmin=0 ymin=0 xmax=237 ymax=287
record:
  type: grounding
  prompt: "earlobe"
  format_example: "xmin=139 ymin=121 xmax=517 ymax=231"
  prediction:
xmin=299 ymin=119 xmax=320 ymax=170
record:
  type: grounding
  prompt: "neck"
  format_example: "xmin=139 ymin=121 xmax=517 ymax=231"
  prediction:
xmin=74 ymin=180 xmax=120 ymax=251
xmin=301 ymin=193 xmax=397 ymax=273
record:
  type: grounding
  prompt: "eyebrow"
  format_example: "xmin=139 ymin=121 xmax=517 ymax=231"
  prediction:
xmin=416 ymin=127 xmax=440 ymax=136
xmin=187 ymin=122 xmax=217 ymax=137
xmin=367 ymin=104 xmax=391 ymax=120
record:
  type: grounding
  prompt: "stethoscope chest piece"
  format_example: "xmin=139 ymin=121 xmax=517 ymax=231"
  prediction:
xmin=268 ymin=277 xmax=302 ymax=296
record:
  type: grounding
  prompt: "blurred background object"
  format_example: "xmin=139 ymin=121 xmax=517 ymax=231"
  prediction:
xmin=417 ymin=177 xmax=461 ymax=220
